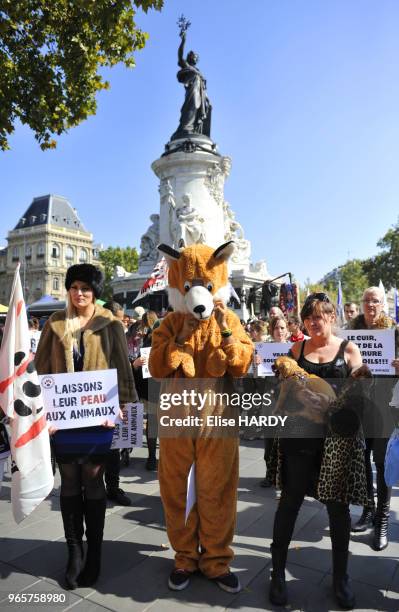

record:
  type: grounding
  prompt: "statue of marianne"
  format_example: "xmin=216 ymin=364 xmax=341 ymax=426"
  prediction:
xmin=171 ymin=29 xmax=212 ymax=141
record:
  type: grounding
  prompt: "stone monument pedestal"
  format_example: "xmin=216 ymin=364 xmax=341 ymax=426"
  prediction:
xmin=152 ymin=138 xmax=231 ymax=249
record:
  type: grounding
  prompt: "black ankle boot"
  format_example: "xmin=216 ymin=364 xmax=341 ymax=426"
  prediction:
xmin=332 ymin=549 xmax=355 ymax=609
xmin=60 ymin=495 xmax=84 ymax=590
xmin=269 ymin=544 xmax=288 ymax=606
xmin=372 ymin=503 xmax=390 ymax=551
xmin=351 ymin=506 xmax=375 ymax=532
xmin=78 ymin=498 xmax=106 ymax=587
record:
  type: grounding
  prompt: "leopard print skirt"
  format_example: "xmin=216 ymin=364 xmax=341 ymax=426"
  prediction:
xmin=267 ymin=434 xmax=368 ymax=506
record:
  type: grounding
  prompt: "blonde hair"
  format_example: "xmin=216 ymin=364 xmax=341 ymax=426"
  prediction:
xmin=142 ymin=310 xmax=158 ymax=330
xmin=362 ymin=286 xmax=383 ymax=301
xmin=250 ymin=320 xmax=267 ymax=334
xmin=63 ymin=293 xmax=83 ymax=353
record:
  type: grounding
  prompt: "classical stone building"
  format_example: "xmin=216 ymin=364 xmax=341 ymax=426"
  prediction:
xmin=0 ymin=195 xmax=100 ymax=305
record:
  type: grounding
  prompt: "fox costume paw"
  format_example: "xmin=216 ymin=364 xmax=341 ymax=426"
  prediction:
xmin=206 ymin=348 xmax=227 ymax=377
xmin=166 ymin=342 xmax=196 ymax=378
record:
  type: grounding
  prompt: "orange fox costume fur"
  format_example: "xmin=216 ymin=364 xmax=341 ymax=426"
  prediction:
xmin=149 ymin=242 xmax=253 ymax=578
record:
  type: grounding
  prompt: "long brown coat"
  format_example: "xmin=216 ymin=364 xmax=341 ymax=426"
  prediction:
xmin=35 ymin=304 xmax=137 ymax=404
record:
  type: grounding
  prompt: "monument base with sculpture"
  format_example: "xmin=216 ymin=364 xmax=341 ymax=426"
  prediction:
xmin=110 ymin=17 xmax=273 ymax=318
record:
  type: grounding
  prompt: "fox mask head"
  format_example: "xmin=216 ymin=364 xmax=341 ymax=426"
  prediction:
xmin=158 ymin=241 xmax=235 ymax=320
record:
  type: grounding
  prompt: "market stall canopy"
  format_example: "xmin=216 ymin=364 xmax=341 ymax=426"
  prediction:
xmin=27 ymin=296 xmax=66 ymax=315
xmin=34 ymin=294 xmax=58 ymax=303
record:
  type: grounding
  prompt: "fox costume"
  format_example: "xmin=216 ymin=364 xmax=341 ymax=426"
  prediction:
xmin=149 ymin=241 xmax=253 ymax=583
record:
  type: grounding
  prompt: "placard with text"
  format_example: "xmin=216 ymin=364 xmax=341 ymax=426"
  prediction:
xmin=39 ymin=369 xmax=120 ymax=429
xmin=255 ymin=342 xmax=293 ymax=377
xmin=111 ymin=402 xmax=143 ymax=449
xmin=337 ymin=329 xmax=395 ymax=375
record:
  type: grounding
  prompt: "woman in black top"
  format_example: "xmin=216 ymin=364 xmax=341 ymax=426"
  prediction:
xmin=268 ymin=293 xmax=365 ymax=610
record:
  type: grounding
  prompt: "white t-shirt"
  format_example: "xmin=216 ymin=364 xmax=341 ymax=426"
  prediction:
xmin=29 ymin=329 xmax=41 ymax=354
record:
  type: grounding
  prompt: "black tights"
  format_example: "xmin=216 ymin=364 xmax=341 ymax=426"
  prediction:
xmin=272 ymin=452 xmax=350 ymax=555
xmin=58 ymin=462 xmax=105 ymax=500
xmin=364 ymin=441 xmax=391 ymax=508
xmin=364 ymin=444 xmax=374 ymax=504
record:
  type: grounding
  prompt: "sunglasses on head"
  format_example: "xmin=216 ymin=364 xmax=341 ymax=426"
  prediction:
xmin=305 ymin=292 xmax=330 ymax=303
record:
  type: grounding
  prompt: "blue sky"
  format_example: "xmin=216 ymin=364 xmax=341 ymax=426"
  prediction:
xmin=1 ymin=0 xmax=399 ymax=285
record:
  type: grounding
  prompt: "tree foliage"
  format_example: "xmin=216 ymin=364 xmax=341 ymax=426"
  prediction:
xmin=318 ymin=218 xmax=399 ymax=304
xmin=324 ymin=259 xmax=368 ymax=304
xmin=98 ymin=245 xmax=138 ymax=299
xmin=362 ymin=219 xmax=399 ymax=289
xmin=0 ymin=0 xmax=163 ymax=150
xmin=300 ymin=279 xmax=338 ymax=306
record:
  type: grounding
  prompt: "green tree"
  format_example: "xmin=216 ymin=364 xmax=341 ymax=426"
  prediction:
xmin=99 ymin=245 xmax=138 ymax=299
xmin=300 ymin=278 xmax=337 ymax=306
xmin=0 ymin=0 xmax=163 ymax=150
xmin=324 ymin=260 xmax=368 ymax=304
xmin=362 ymin=219 xmax=399 ymax=289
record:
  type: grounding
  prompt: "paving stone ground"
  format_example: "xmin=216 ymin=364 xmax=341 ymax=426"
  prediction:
xmin=0 ymin=440 xmax=398 ymax=612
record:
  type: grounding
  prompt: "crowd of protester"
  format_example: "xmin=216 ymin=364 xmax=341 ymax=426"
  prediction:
xmin=1 ymin=263 xmax=398 ymax=609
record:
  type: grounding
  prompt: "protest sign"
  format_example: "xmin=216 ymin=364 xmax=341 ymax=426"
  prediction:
xmin=39 ymin=369 xmax=120 ymax=429
xmin=337 ymin=329 xmax=395 ymax=375
xmin=256 ymin=342 xmax=293 ymax=376
xmin=141 ymin=347 xmax=152 ymax=379
xmin=111 ymin=403 xmax=144 ymax=449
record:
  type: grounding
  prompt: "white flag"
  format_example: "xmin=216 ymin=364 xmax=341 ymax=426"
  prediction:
xmin=379 ymin=279 xmax=389 ymax=314
xmin=336 ymin=280 xmax=344 ymax=327
xmin=0 ymin=265 xmax=53 ymax=522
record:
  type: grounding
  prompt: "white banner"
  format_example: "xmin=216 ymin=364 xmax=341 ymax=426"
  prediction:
xmin=111 ymin=403 xmax=144 ymax=449
xmin=337 ymin=329 xmax=395 ymax=375
xmin=39 ymin=369 xmax=120 ymax=429
xmin=255 ymin=342 xmax=293 ymax=377
xmin=140 ymin=347 xmax=152 ymax=379
xmin=0 ymin=265 xmax=53 ymax=523
xmin=132 ymin=257 xmax=168 ymax=304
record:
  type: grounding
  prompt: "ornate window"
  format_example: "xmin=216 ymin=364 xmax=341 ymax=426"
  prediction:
xmin=25 ymin=245 xmax=32 ymax=259
xmin=52 ymin=243 xmax=60 ymax=258
xmin=12 ymin=246 xmax=19 ymax=261
xmin=66 ymin=245 xmax=74 ymax=261
xmin=53 ymin=277 xmax=60 ymax=291
xmin=79 ymin=248 xmax=88 ymax=262
xmin=37 ymin=243 xmax=45 ymax=257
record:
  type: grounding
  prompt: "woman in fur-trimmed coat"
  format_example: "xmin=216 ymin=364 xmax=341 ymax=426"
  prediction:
xmin=35 ymin=264 xmax=136 ymax=591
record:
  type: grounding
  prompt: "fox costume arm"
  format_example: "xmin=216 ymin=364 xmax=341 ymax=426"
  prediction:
xmin=149 ymin=312 xmax=196 ymax=378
